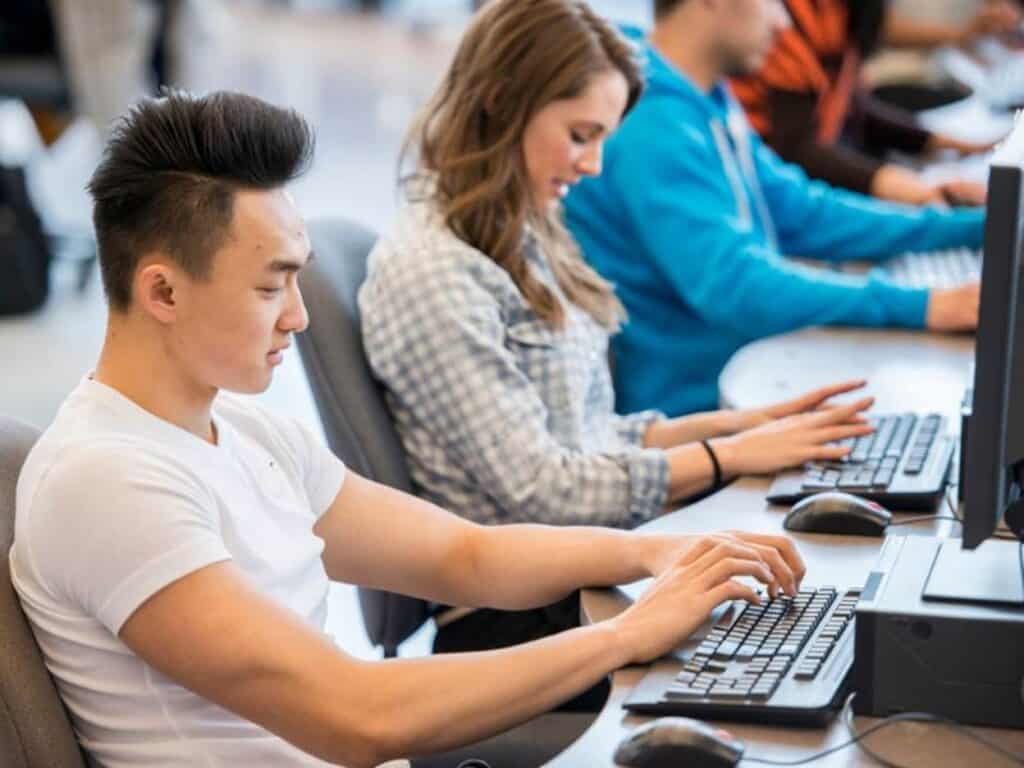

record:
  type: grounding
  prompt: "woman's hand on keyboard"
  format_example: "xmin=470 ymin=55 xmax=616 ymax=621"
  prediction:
xmin=711 ymin=398 xmax=875 ymax=476
xmin=926 ymin=282 xmax=980 ymax=332
xmin=735 ymin=379 xmax=868 ymax=432
xmin=607 ymin=533 xmax=802 ymax=665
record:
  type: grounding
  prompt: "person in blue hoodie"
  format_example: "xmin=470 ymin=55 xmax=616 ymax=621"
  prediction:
xmin=565 ymin=0 xmax=983 ymax=417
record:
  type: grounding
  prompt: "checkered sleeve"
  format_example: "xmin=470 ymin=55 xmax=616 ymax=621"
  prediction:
xmin=612 ymin=410 xmax=665 ymax=447
xmin=360 ymin=247 xmax=669 ymax=528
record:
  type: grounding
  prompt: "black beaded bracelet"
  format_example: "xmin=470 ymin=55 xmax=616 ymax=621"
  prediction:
xmin=700 ymin=439 xmax=723 ymax=492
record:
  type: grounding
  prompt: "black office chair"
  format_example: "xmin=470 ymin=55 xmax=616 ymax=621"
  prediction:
xmin=297 ymin=218 xmax=595 ymax=768
xmin=297 ymin=218 xmax=432 ymax=657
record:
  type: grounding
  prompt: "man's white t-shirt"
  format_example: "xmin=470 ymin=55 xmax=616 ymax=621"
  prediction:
xmin=10 ymin=377 xmax=347 ymax=767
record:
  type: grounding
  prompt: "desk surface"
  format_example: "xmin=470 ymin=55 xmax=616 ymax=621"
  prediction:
xmin=719 ymin=326 xmax=973 ymax=419
xmin=549 ymin=327 xmax=1024 ymax=767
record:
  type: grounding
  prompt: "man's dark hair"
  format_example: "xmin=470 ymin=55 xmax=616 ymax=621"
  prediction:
xmin=87 ymin=90 xmax=314 ymax=311
xmin=654 ymin=0 xmax=687 ymax=19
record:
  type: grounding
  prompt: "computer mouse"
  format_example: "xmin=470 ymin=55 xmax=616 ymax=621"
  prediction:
xmin=783 ymin=491 xmax=892 ymax=536
xmin=613 ymin=716 xmax=744 ymax=768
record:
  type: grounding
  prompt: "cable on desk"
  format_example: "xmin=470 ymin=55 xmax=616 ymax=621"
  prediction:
xmin=740 ymin=694 xmax=1024 ymax=767
xmin=887 ymin=514 xmax=960 ymax=528
xmin=945 ymin=482 xmax=1019 ymax=541
xmin=1019 ymin=541 xmax=1023 ymax=603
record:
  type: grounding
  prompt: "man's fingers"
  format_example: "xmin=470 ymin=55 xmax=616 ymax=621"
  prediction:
xmin=730 ymin=531 xmax=807 ymax=588
xmin=703 ymin=579 xmax=762 ymax=611
xmin=685 ymin=541 xmax=766 ymax=577
xmin=673 ymin=534 xmax=735 ymax=567
xmin=748 ymin=544 xmax=796 ymax=596
xmin=698 ymin=558 xmax=774 ymax=591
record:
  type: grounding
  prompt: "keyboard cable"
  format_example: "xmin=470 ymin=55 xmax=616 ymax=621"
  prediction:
xmin=740 ymin=693 xmax=1024 ymax=767
xmin=743 ymin=488 xmax=1024 ymax=765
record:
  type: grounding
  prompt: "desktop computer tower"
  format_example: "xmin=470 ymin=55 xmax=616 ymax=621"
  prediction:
xmin=851 ymin=536 xmax=1024 ymax=728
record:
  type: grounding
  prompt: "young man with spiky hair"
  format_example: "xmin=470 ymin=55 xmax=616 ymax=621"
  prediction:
xmin=566 ymin=0 xmax=985 ymax=417
xmin=10 ymin=90 xmax=804 ymax=768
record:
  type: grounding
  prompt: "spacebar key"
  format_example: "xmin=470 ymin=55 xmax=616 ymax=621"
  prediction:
xmin=665 ymin=685 xmax=710 ymax=700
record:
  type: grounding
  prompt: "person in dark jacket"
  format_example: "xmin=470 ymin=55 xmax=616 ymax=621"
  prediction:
xmin=730 ymin=0 xmax=1008 ymax=206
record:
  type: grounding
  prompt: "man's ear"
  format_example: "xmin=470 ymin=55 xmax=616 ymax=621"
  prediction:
xmin=135 ymin=261 xmax=180 ymax=325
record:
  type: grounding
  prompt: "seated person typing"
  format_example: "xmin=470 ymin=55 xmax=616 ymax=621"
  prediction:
xmin=565 ymin=0 xmax=984 ymax=417
xmin=10 ymin=88 xmax=808 ymax=767
xmin=730 ymin=0 xmax=993 ymax=205
xmin=359 ymin=0 xmax=871 ymax=672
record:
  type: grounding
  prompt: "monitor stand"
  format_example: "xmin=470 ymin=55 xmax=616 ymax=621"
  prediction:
xmin=923 ymin=538 xmax=1024 ymax=607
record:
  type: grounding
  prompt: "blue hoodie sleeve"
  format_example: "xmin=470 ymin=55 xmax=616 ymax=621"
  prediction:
xmin=750 ymin=130 xmax=985 ymax=261
xmin=603 ymin=103 xmax=931 ymax=336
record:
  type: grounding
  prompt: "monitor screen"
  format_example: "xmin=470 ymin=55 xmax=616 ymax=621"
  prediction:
xmin=963 ymin=164 xmax=1024 ymax=548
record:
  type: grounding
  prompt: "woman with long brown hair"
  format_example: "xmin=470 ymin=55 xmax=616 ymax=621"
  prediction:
xmin=360 ymin=0 xmax=871 ymax=675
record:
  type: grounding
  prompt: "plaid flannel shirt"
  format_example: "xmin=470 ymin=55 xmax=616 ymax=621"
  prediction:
xmin=359 ymin=189 xmax=670 ymax=528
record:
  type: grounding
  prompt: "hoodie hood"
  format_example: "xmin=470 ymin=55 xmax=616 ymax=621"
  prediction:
xmin=619 ymin=24 xmax=732 ymax=125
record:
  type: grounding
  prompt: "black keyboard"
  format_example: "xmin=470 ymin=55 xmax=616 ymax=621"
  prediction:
xmin=766 ymin=413 xmax=955 ymax=510
xmin=624 ymin=587 xmax=860 ymax=725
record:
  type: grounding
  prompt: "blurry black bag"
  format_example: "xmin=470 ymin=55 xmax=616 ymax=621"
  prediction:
xmin=0 ymin=164 xmax=51 ymax=315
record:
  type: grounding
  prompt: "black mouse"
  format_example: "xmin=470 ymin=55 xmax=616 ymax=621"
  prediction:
xmin=613 ymin=716 xmax=744 ymax=768
xmin=783 ymin=491 xmax=892 ymax=536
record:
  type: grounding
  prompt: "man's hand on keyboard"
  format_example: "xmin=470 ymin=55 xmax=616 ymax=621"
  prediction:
xmin=643 ymin=531 xmax=806 ymax=599
xmin=710 ymin=398 xmax=875 ymax=476
xmin=607 ymin=533 xmax=805 ymax=665
xmin=926 ymin=281 xmax=981 ymax=332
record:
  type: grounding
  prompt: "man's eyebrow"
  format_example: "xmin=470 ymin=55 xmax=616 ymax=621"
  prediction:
xmin=267 ymin=250 xmax=315 ymax=273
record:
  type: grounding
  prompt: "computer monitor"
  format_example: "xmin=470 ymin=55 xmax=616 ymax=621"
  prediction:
xmin=962 ymin=163 xmax=1024 ymax=549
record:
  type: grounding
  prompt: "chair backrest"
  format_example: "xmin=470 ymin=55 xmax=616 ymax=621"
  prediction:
xmin=0 ymin=416 xmax=88 ymax=767
xmin=297 ymin=218 xmax=431 ymax=655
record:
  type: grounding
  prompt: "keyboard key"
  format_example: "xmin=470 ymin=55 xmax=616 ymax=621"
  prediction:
xmin=850 ymin=435 xmax=874 ymax=463
xmin=735 ymin=645 xmax=759 ymax=661
xmin=887 ymin=414 xmax=916 ymax=457
xmin=714 ymin=642 xmax=740 ymax=660
xmin=710 ymin=687 xmax=754 ymax=700
xmin=868 ymin=418 xmax=897 ymax=460
xmin=794 ymin=664 xmax=820 ymax=681
xmin=666 ymin=685 xmax=709 ymax=700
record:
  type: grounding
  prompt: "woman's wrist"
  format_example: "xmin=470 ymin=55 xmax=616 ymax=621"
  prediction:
xmin=707 ymin=435 xmax=738 ymax=479
xmin=699 ymin=439 xmax=723 ymax=492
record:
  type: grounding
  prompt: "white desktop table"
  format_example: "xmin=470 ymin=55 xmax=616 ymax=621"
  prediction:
xmin=548 ymin=327 xmax=1024 ymax=767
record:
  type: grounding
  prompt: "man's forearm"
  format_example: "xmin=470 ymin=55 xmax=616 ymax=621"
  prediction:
xmin=354 ymin=623 xmax=628 ymax=763
xmin=461 ymin=524 xmax=656 ymax=610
